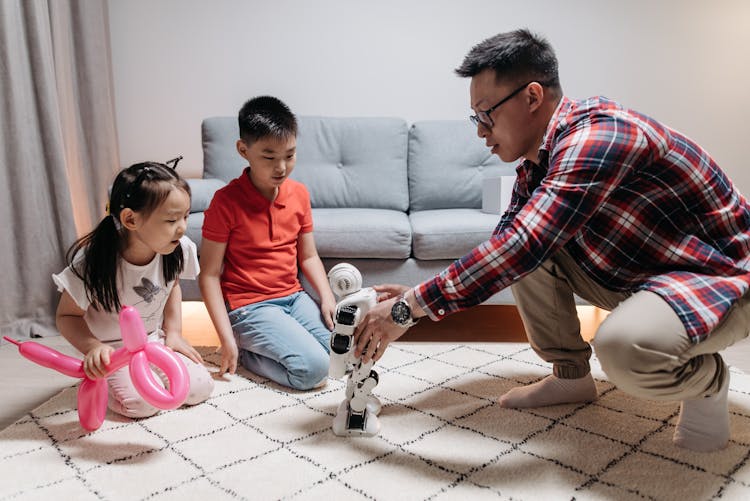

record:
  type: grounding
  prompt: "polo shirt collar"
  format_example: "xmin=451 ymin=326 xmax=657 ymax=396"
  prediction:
xmin=240 ymin=166 xmax=288 ymax=208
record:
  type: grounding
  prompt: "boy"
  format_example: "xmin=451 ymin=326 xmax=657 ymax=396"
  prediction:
xmin=199 ymin=96 xmax=335 ymax=390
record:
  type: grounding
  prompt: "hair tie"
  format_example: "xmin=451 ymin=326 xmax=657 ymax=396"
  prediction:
xmin=165 ymin=155 xmax=183 ymax=170
xmin=123 ymin=166 xmax=153 ymax=203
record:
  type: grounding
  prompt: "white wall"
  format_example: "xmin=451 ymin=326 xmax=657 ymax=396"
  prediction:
xmin=109 ymin=0 xmax=750 ymax=192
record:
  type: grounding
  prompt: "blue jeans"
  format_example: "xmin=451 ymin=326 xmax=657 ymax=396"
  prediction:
xmin=228 ymin=291 xmax=331 ymax=390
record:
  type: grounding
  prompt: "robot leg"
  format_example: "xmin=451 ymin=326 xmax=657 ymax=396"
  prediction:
xmin=332 ymin=369 xmax=381 ymax=437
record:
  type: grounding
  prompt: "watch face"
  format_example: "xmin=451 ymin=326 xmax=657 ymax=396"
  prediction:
xmin=391 ymin=300 xmax=412 ymax=325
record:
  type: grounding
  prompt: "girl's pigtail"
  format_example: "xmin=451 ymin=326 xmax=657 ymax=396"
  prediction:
xmin=67 ymin=212 xmax=123 ymax=312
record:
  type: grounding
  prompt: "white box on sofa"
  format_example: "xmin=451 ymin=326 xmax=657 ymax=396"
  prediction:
xmin=482 ymin=174 xmax=516 ymax=215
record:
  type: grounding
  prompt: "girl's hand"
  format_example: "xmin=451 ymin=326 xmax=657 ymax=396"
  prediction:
xmin=218 ymin=339 xmax=238 ymax=376
xmin=83 ymin=344 xmax=115 ymax=379
xmin=164 ymin=332 xmax=204 ymax=365
xmin=373 ymin=284 xmax=411 ymax=302
xmin=320 ymin=298 xmax=336 ymax=330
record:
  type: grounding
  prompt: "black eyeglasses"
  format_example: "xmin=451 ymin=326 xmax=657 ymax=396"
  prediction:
xmin=470 ymin=81 xmax=547 ymax=129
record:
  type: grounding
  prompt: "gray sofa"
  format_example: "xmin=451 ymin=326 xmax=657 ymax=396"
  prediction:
xmin=182 ymin=116 xmax=518 ymax=304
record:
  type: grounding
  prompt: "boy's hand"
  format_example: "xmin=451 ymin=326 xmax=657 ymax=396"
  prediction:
xmin=320 ymin=298 xmax=336 ymax=330
xmin=217 ymin=340 xmax=238 ymax=376
xmin=164 ymin=332 xmax=204 ymax=365
xmin=373 ymin=284 xmax=410 ymax=302
xmin=83 ymin=344 xmax=115 ymax=379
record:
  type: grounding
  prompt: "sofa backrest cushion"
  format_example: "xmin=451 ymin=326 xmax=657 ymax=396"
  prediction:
xmin=408 ymin=120 xmax=516 ymax=211
xmin=202 ymin=116 xmax=409 ymax=211
xmin=202 ymin=117 xmax=246 ymax=182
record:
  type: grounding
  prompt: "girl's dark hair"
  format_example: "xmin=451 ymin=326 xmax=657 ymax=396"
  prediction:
xmin=238 ymin=95 xmax=297 ymax=145
xmin=66 ymin=162 xmax=191 ymax=312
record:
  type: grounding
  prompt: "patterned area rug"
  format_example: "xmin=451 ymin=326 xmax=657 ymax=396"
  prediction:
xmin=2 ymin=342 xmax=750 ymax=501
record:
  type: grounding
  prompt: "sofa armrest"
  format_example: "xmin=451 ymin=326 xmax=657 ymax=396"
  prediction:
xmin=187 ymin=178 xmax=226 ymax=212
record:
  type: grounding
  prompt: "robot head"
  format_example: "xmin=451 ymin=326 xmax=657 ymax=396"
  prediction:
xmin=328 ymin=263 xmax=363 ymax=298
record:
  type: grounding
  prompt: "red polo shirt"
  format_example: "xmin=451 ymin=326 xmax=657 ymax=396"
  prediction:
xmin=202 ymin=167 xmax=313 ymax=311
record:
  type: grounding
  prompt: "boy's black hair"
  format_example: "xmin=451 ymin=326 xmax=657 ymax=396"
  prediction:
xmin=455 ymin=28 xmax=561 ymax=92
xmin=238 ymin=95 xmax=297 ymax=144
xmin=66 ymin=162 xmax=191 ymax=312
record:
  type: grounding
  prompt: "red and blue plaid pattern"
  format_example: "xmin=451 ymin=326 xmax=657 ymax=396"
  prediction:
xmin=416 ymin=97 xmax=750 ymax=342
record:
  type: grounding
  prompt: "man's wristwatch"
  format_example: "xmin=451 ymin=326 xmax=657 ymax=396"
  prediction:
xmin=391 ymin=294 xmax=420 ymax=328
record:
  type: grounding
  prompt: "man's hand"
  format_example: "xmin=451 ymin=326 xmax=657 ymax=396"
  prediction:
xmin=373 ymin=284 xmax=410 ymax=302
xmin=353 ymin=296 xmax=410 ymax=364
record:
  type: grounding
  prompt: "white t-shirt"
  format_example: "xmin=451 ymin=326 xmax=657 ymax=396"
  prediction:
xmin=52 ymin=236 xmax=199 ymax=342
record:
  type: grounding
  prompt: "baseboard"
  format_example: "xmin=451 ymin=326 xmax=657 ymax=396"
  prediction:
xmin=182 ymin=302 xmax=604 ymax=346
xmin=401 ymin=305 xmax=528 ymax=342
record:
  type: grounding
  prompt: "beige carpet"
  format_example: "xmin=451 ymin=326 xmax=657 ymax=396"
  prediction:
xmin=2 ymin=342 xmax=750 ymax=500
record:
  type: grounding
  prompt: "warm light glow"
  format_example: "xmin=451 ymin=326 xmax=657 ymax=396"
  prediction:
xmin=181 ymin=301 xmax=220 ymax=346
xmin=577 ymin=305 xmax=609 ymax=342
xmin=181 ymin=301 xmax=609 ymax=347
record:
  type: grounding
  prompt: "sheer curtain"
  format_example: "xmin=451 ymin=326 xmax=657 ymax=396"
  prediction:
xmin=0 ymin=0 xmax=119 ymax=338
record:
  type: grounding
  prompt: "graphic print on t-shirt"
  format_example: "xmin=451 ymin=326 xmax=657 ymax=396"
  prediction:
xmin=129 ymin=276 xmax=168 ymax=326
xmin=133 ymin=277 xmax=161 ymax=303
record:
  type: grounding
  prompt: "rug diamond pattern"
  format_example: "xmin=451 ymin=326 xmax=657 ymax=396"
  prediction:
xmin=2 ymin=342 xmax=750 ymax=500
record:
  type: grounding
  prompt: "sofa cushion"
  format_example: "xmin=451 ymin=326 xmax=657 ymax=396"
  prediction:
xmin=202 ymin=116 xmax=409 ymax=211
xmin=186 ymin=211 xmax=204 ymax=252
xmin=202 ymin=117 xmax=246 ymax=183
xmin=187 ymin=178 xmax=227 ymax=212
xmin=410 ymin=209 xmax=500 ymax=260
xmin=292 ymin=117 xmax=408 ymax=211
xmin=312 ymin=208 xmax=411 ymax=259
xmin=408 ymin=120 xmax=516 ymax=211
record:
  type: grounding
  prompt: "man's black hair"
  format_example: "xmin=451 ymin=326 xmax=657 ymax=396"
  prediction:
xmin=455 ymin=28 xmax=561 ymax=91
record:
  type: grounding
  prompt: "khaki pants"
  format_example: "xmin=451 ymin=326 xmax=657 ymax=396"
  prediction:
xmin=511 ymin=249 xmax=750 ymax=400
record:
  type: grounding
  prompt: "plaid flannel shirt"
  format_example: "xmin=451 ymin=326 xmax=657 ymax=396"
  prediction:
xmin=415 ymin=96 xmax=750 ymax=342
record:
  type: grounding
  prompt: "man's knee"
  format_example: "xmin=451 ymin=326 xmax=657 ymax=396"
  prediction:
xmin=593 ymin=317 xmax=682 ymax=396
xmin=593 ymin=316 xmax=633 ymax=368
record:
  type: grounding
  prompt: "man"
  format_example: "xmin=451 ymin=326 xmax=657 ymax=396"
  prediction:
xmin=353 ymin=29 xmax=750 ymax=452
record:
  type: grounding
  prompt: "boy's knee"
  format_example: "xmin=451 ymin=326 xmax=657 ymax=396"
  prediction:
xmin=287 ymin=353 xmax=329 ymax=390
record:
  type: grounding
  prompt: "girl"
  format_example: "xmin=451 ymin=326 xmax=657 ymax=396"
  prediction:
xmin=53 ymin=162 xmax=213 ymax=418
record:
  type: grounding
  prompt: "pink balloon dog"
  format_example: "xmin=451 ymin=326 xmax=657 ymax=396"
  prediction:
xmin=3 ymin=305 xmax=189 ymax=431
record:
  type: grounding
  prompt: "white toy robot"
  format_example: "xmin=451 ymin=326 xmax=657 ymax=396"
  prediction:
xmin=327 ymin=263 xmax=383 ymax=437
